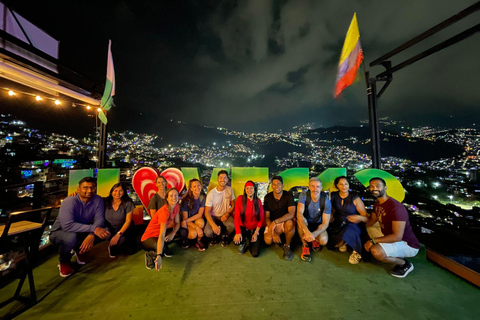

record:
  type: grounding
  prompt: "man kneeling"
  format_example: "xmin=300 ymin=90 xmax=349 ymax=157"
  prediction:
xmin=49 ymin=177 xmax=110 ymax=277
xmin=263 ymin=176 xmax=296 ymax=260
xmin=363 ymin=177 xmax=420 ymax=278
xmin=297 ymin=177 xmax=331 ymax=262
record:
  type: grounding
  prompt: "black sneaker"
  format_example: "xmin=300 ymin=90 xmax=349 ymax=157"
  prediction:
xmin=221 ymin=235 xmax=230 ymax=247
xmin=145 ymin=251 xmax=155 ymax=270
xmin=181 ymin=238 xmax=190 ymax=249
xmin=238 ymin=241 xmax=247 ymax=255
xmin=283 ymin=245 xmax=294 ymax=261
xmin=210 ymin=237 xmax=219 ymax=246
xmin=196 ymin=240 xmax=206 ymax=251
xmin=163 ymin=245 xmax=173 ymax=258
xmin=391 ymin=259 xmax=414 ymax=278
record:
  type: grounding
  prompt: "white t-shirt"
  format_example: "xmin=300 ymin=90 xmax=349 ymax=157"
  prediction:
xmin=205 ymin=186 xmax=235 ymax=218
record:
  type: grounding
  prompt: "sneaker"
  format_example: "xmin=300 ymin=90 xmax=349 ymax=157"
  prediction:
xmin=391 ymin=259 xmax=414 ymax=278
xmin=339 ymin=243 xmax=347 ymax=252
xmin=301 ymin=246 xmax=311 ymax=262
xmin=312 ymin=240 xmax=322 ymax=252
xmin=238 ymin=241 xmax=247 ymax=255
xmin=181 ymin=238 xmax=190 ymax=249
xmin=163 ymin=245 xmax=173 ymax=258
xmin=108 ymin=246 xmax=116 ymax=259
xmin=73 ymin=250 xmax=86 ymax=265
xmin=349 ymin=251 xmax=362 ymax=264
xmin=145 ymin=251 xmax=155 ymax=270
xmin=210 ymin=237 xmax=220 ymax=246
xmin=221 ymin=235 xmax=230 ymax=247
xmin=196 ymin=240 xmax=206 ymax=251
xmin=58 ymin=262 xmax=74 ymax=278
xmin=283 ymin=245 xmax=294 ymax=261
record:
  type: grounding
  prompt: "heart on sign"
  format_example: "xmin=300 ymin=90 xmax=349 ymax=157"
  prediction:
xmin=161 ymin=168 xmax=185 ymax=193
xmin=132 ymin=167 xmax=160 ymax=208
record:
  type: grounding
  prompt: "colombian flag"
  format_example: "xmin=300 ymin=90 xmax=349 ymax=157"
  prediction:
xmin=334 ymin=13 xmax=364 ymax=98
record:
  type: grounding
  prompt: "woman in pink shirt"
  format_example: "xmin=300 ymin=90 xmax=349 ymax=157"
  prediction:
xmin=233 ymin=181 xmax=264 ymax=257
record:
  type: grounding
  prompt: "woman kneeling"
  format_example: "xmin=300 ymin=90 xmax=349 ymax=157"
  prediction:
xmin=233 ymin=181 xmax=264 ymax=257
xmin=141 ymin=188 xmax=180 ymax=270
xmin=179 ymin=178 xmax=207 ymax=251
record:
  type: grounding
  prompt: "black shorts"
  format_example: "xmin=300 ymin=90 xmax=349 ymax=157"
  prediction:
xmin=307 ymin=222 xmax=321 ymax=232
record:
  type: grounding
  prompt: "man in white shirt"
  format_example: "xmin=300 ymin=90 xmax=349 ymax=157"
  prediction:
xmin=204 ymin=170 xmax=235 ymax=246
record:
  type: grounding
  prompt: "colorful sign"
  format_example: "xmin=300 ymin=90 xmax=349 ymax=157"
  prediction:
xmin=161 ymin=168 xmax=185 ymax=192
xmin=132 ymin=167 xmax=159 ymax=209
xmin=231 ymin=167 xmax=269 ymax=199
xmin=354 ymin=169 xmax=405 ymax=202
xmin=206 ymin=167 xmax=228 ymax=193
xmin=68 ymin=169 xmax=94 ymax=195
xmin=181 ymin=167 xmax=201 ymax=187
xmin=96 ymin=168 xmax=120 ymax=197
xmin=68 ymin=166 xmax=406 ymax=205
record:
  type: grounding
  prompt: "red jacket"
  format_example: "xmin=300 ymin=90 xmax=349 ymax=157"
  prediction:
xmin=234 ymin=196 xmax=264 ymax=234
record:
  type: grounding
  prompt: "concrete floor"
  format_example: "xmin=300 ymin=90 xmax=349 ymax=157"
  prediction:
xmin=1 ymin=241 xmax=479 ymax=320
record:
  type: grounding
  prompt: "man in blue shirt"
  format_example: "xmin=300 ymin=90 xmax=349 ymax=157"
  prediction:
xmin=50 ymin=177 xmax=110 ymax=277
xmin=297 ymin=177 xmax=331 ymax=262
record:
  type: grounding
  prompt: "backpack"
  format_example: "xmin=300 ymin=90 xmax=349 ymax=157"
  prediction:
xmin=303 ymin=190 xmax=327 ymax=217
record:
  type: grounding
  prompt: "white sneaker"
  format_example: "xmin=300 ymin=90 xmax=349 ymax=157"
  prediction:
xmin=349 ymin=251 xmax=361 ymax=264
xmin=339 ymin=243 xmax=347 ymax=252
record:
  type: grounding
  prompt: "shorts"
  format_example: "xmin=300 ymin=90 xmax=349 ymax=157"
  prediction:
xmin=379 ymin=241 xmax=419 ymax=258
xmin=307 ymin=222 xmax=321 ymax=232
xmin=264 ymin=222 xmax=285 ymax=234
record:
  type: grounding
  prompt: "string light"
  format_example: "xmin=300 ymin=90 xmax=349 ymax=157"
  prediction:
xmin=2 ymin=87 xmax=101 ymax=113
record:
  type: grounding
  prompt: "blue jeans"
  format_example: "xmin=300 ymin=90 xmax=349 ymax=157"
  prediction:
xmin=49 ymin=230 xmax=101 ymax=263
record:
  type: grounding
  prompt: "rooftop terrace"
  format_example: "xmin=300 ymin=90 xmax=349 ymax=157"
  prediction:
xmin=1 ymin=239 xmax=479 ymax=320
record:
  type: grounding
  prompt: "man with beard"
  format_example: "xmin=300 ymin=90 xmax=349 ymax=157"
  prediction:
xmin=364 ymin=177 xmax=420 ymax=278
xmin=204 ymin=170 xmax=235 ymax=246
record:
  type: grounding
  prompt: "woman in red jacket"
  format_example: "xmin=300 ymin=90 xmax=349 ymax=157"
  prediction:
xmin=233 ymin=181 xmax=264 ymax=257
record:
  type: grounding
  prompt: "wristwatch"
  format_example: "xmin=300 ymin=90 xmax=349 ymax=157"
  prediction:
xmin=117 ymin=231 xmax=123 ymax=236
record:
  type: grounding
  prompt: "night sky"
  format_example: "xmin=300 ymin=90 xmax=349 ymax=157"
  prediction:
xmin=6 ymin=0 xmax=480 ymax=136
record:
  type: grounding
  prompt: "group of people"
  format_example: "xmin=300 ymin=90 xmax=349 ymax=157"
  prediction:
xmin=50 ymin=170 xmax=420 ymax=279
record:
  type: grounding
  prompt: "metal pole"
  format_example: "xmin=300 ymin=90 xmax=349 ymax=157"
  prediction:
xmin=98 ymin=112 xmax=107 ymax=169
xmin=32 ymin=181 xmax=43 ymax=209
xmin=365 ymin=72 xmax=381 ymax=169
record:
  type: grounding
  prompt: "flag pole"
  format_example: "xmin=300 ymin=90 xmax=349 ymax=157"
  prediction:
xmin=365 ymin=69 xmax=381 ymax=169
xmin=98 ymin=111 xmax=107 ymax=169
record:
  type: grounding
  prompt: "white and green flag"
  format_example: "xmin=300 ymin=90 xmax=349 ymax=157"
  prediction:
xmin=99 ymin=40 xmax=115 ymax=124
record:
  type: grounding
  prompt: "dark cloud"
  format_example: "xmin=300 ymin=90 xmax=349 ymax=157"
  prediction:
xmin=9 ymin=0 xmax=480 ymax=135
